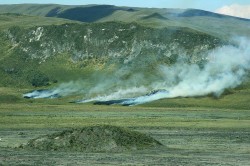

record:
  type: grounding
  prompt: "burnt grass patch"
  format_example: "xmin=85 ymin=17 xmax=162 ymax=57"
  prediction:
xmin=20 ymin=125 xmax=162 ymax=152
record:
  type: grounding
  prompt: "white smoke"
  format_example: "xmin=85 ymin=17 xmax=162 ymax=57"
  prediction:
xmin=82 ymin=37 xmax=250 ymax=105
xmin=216 ymin=4 xmax=250 ymax=19
xmin=24 ymin=37 xmax=250 ymax=105
xmin=158 ymin=38 xmax=250 ymax=97
xmin=23 ymin=81 xmax=86 ymax=98
xmin=77 ymin=86 xmax=148 ymax=103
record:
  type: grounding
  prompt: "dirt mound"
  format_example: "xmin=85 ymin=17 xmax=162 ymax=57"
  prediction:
xmin=22 ymin=126 xmax=162 ymax=152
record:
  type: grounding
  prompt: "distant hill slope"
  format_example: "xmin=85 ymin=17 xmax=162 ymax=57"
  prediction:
xmin=142 ymin=13 xmax=169 ymax=20
xmin=0 ymin=13 xmax=79 ymax=29
xmin=46 ymin=5 xmax=135 ymax=22
xmin=1 ymin=4 xmax=249 ymax=21
xmin=178 ymin=9 xmax=250 ymax=21
xmin=0 ymin=4 xmax=134 ymax=22
xmin=0 ymin=4 xmax=250 ymax=39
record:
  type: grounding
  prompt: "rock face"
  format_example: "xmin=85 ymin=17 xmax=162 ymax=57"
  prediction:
xmin=22 ymin=126 xmax=162 ymax=152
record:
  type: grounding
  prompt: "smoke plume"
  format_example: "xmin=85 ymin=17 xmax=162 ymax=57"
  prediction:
xmin=216 ymin=4 xmax=250 ymax=19
xmin=24 ymin=37 xmax=250 ymax=105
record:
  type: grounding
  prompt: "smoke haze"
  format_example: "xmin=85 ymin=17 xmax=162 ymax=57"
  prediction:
xmin=216 ymin=4 xmax=250 ymax=19
xmin=24 ymin=37 xmax=250 ymax=105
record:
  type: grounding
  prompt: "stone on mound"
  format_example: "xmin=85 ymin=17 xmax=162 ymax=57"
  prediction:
xmin=22 ymin=125 xmax=162 ymax=152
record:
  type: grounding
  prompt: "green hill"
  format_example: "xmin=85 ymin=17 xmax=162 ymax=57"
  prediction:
xmin=0 ymin=13 xmax=79 ymax=30
xmin=0 ymin=13 xmax=227 ymax=87
xmin=0 ymin=4 xmax=250 ymax=39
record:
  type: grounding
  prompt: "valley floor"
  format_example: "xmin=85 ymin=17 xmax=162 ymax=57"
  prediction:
xmin=0 ymin=101 xmax=249 ymax=165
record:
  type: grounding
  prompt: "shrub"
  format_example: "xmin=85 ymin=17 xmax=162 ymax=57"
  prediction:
xmin=27 ymin=71 xmax=50 ymax=87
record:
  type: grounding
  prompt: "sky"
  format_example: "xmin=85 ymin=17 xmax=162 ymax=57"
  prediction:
xmin=0 ymin=0 xmax=250 ymax=18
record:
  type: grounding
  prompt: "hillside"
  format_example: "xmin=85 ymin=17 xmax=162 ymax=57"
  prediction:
xmin=0 ymin=4 xmax=250 ymax=38
xmin=0 ymin=4 xmax=249 ymax=104
xmin=0 ymin=13 xmax=226 ymax=87
xmin=0 ymin=13 xmax=80 ymax=30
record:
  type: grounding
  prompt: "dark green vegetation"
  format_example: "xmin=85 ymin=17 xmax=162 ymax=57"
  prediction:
xmin=0 ymin=4 xmax=250 ymax=166
xmin=22 ymin=125 xmax=162 ymax=152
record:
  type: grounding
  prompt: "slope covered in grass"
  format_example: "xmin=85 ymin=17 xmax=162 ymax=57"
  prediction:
xmin=0 ymin=13 xmax=78 ymax=30
xmin=0 ymin=14 xmax=225 ymax=88
xmin=0 ymin=5 xmax=249 ymax=105
xmin=1 ymin=4 xmax=250 ymax=39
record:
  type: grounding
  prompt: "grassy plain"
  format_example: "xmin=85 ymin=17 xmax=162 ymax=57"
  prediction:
xmin=0 ymin=83 xmax=250 ymax=165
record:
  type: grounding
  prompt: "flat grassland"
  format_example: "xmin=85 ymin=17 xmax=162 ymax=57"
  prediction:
xmin=0 ymin=85 xmax=250 ymax=165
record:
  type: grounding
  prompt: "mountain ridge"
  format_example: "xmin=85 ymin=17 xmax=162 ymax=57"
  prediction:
xmin=1 ymin=4 xmax=249 ymax=39
xmin=0 ymin=4 xmax=249 ymax=22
